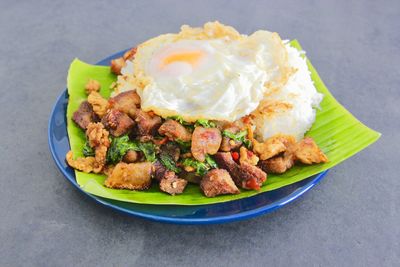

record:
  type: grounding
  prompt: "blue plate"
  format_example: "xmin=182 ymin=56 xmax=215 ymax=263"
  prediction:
xmin=48 ymin=50 xmax=329 ymax=225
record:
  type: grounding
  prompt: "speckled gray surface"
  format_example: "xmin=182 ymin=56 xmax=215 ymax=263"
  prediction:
xmin=0 ymin=0 xmax=399 ymax=266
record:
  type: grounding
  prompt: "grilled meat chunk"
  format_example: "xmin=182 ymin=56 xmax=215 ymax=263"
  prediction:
xmin=258 ymin=153 xmax=295 ymax=174
xmin=295 ymin=137 xmax=328 ymax=164
xmin=214 ymin=152 xmax=266 ymax=190
xmin=102 ymin=109 xmax=135 ymax=137
xmin=191 ymin=127 xmax=222 ymax=162
xmin=214 ymin=152 xmax=241 ymax=184
xmin=200 ymin=169 xmax=240 ymax=197
xmin=238 ymin=162 xmax=267 ymax=190
xmin=158 ymin=119 xmax=192 ymax=142
xmin=159 ymin=171 xmax=188 ymax=195
xmin=72 ymin=101 xmax=99 ymax=130
xmin=153 ymin=160 xmax=168 ymax=182
xmin=253 ymin=135 xmax=296 ymax=160
xmin=104 ymin=162 xmax=153 ymax=190
xmin=135 ymin=110 xmax=162 ymax=136
xmin=108 ymin=90 xmax=140 ymax=118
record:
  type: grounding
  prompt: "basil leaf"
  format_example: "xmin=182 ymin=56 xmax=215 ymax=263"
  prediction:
xmin=181 ymin=158 xmax=209 ymax=176
xmin=222 ymin=130 xmax=252 ymax=149
xmin=159 ymin=154 xmax=181 ymax=173
xmin=195 ymin=119 xmax=216 ymax=128
xmin=205 ymin=154 xmax=218 ymax=169
xmin=82 ymin=139 xmax=95 ymax=157
xmin=106 ymin=135 xmax=156 ymax=164
xmin=138 ymin=142 xmax=157 ymax=162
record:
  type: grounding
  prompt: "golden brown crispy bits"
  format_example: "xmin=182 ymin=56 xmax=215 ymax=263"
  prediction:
xmin=110 ymin=57 xmax=126 ymax=75
xmin=85 ymin=79 xmax=101 ymax=95
xmin=86 ymin=122 xmax=111 ymax=168
xmin=104 ymin=162 xmax=153 ymax=190
xmin=253 ymin=134 xmax=296 ymax=160
xmin=88 ymin=92 xmax=109 ymax=117
xmin=239 ymin=146 xmax=259 ymax=166
xmin=295 ymin=137 xmax=328 ymax=164
xmin=65 ymin=151 xmax=102 ymax=173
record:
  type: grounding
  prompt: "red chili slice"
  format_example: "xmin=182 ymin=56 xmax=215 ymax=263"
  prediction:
xmin=231 ymin=151 xmax=239 ymax=161
xmin=245 ymin=178 xmax=261 ymax=190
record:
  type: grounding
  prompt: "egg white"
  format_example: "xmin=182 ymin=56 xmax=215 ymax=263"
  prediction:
xmin=132 ymin=29 xmax=291 ymax=122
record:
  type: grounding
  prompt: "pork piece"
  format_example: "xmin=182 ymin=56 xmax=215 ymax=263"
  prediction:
xmin=253 ymin=135 xmax=296 ymax=160
xmin=258 ymin=153 xmax=295 ymax=174
xmin=214 ymin=152 xmax=241 ymax=184
xmin=294 ymin=137 xmax=328 ymax=164
xmin=123 ymin=150 xmax=138 ymax=163
xmin=85 ymin=79 xmax=101 ymax=94
xmin=214 ymin=152 xmax=267 ymax=190
xmin=101 ymin=109 xmax=135 ymax=137
xmin=238 ymin=162 xmax=267 ymax=190
xmin=88 ymin=91 xmax=109 ymax=117
xmin=153 ymin=160 xmax=167 ymax=182
xmin=200 ymin=169 xmax=240 ymax=197
xmin=239 ymin=146 xmax=259 ymax=166
xmin=220 ymin=126 xmax=242 ymax=152
xmin=72 ymin=101 xmax=99 ymax=130
xmin=159 ymin=171 xmax=188 ymax=195
xmin=110 ymin=57 xmax=126 ymax=75
xmin=104 ymin=162 xmax=153 ymax=190
xmin=135 ymin=110 xmax=162 ymax=136
xmin=191 ymin=127 xmax=222 ymax=162
xmin=158 ymin=119 xmax=192 ymax=142
xmin=108 ymin=90 xmax=140 ymax=118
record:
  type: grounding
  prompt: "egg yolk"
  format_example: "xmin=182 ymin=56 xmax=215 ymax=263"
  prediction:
xmin=160 ymin=51 xmax=204 ymax=68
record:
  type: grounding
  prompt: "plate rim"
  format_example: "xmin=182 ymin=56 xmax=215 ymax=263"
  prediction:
xmin=47 ymin=49 xmax=329 ymax=225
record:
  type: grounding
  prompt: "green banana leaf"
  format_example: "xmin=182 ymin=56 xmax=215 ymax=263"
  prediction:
xmin=66 ymin=40 xmax=380 ymax=205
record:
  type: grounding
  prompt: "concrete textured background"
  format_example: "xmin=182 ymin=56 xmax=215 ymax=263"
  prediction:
xmin=0 ymin=0 xmax=399 ymax=266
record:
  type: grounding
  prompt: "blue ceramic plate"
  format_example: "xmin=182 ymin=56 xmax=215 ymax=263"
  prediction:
xmin=48 ymin=50 xmax=328 ymax=225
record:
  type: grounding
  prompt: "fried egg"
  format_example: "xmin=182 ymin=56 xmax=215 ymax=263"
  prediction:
xmin=130 ymin=22 xmax=291 ymax=122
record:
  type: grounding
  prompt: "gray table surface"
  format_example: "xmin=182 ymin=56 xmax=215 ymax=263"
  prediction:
xmin=1 ymin=0 xmax=399 ymax=266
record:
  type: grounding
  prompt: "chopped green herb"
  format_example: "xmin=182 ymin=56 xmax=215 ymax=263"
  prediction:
xmin=181 ymin=158 xmax=209 ymax=176
xmin=159 ymin=154 xmax=182 ymax=173
xmin=138 ymin=142 xmax=157 ymax=162
xmin=222 ymin=130 xmax=252 ymax=149
xmin=205 ymin=154 xmax=218 ymax=169
xmin=167 ymin=115 xmax=193 ymax=127
xmin=82 ymin=140 xmax=95 ymax=157
xmin=106 ymin=135 xmax=156 ymax=164
xmin=195 ymin=119 xmax=216 ymax=128
xmin=181 ymin=155 xmax=218 ymax=176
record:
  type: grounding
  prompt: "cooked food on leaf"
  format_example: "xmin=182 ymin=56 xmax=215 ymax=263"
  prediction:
xmin=66 ymin=22 xmax=329 ymax=198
